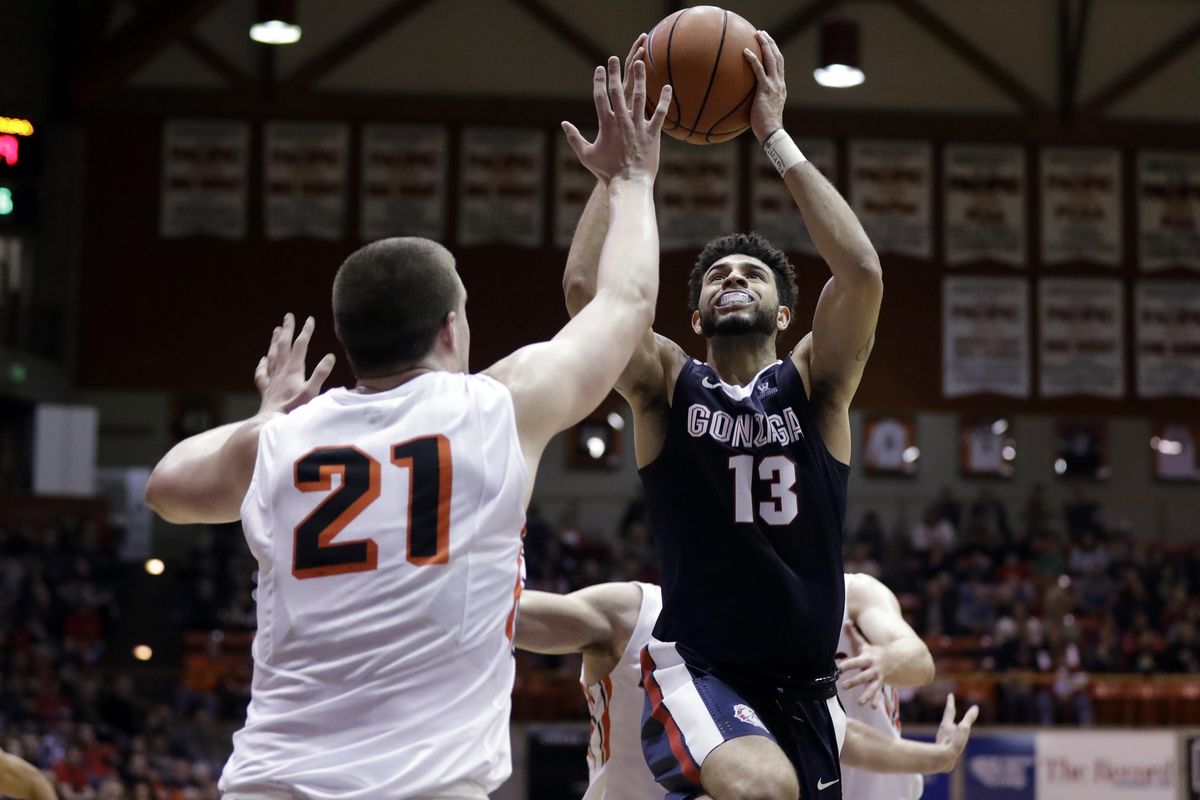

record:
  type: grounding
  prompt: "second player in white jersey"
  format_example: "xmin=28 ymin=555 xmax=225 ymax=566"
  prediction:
xmin=838 ymin=573 xmax=924 ymax=800
xmin=516 ymin=581 xmax=978 ymax=800
xmin=222 ymin=373 xmax=526 ymax=799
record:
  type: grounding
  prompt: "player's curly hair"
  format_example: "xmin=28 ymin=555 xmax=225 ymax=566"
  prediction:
xmin=332 ymin=237 xmax=460 ymax=377
xmin=687 ymin=232 xmax=798 ymax=312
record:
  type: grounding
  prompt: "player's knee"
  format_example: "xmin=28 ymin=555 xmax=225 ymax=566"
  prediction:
xmin=721 ymin=768 xmax=799 ymax=800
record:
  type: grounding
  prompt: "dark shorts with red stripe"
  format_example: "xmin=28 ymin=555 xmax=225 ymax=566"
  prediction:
xmin=640 ymin=638 xmax=847 ymax=800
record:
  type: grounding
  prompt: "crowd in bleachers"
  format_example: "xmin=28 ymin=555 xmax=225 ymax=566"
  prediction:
xmin=1 ymin=483 xmax=1198 ymax=795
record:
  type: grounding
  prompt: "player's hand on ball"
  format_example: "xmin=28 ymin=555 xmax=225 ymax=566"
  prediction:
xmin=934 ymin=694 xmax=979 ymax=773
xmin=562 ymin=56 xmax=672 ymax=184
xmin=743 ymin=29 xmax=786 ymax=144
xmin=836 ymin=621 xmax=888 ymax=708
xmin=254 ymin=313 xmax=336 ymax=416
xmin=622 ymin=33 xmax=648 ymax=108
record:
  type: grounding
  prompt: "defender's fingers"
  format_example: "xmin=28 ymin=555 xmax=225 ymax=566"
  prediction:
xmin=266 ymin=325 xmax=284 ymax=371
xmin=837 ymin=655 xmax=871 ymax=674
xmin=561 ymin=121 xmax=590 ymax=159
xmin=305 ymin=353 xmax=336 ymax=393
xmin=254 ymin=357 xmax=269 ymax=390
xmin=648 ymin=84 xmax=672 ymax=133
xmin=591 ymin=66 xmax=613 ymax=119
xmin=942 ymin=694 xmax=957 ymax=725
xmin=607 ymin=56 xmax=628 ymax=115
xmin=859 ymin=680 xmax=882 ymax=705
xmin=629 ymin=60 xmax=648 ymax=120
xmin=961 ymin=705 xmax=980 ymax=728
xmin=290 ymin=316 xmax=316 ymax=361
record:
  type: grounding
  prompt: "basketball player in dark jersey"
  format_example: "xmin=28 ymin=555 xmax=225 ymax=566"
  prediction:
xmin=563 ymin=31 xmax=882 ymax=800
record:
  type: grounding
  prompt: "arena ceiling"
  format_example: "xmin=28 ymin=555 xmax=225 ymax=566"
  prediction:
xmin=72 ymin=0 xmax=1200 ymax=125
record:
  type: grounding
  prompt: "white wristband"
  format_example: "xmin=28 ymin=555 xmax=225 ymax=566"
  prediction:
xmin=763 ymin=129 xmax=806 ymax=177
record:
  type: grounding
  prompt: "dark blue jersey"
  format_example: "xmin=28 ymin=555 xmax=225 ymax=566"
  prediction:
xmin=639 ymin=357 xmax=849 ymax=681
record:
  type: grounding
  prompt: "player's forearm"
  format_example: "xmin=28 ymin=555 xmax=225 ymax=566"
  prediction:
xmin=594 ymin=175 xmax=659 ymax=325
xmin=882 ymin=636 xmax=936 ymax=688
xmin=840 ymin=720 xmax=954 ymax=774
xmin=145 ymin=415 xmax=274 ymax=524
xmin=781 ymin=156 xmax=881 ymax=282
xmin=563 ymin=181 xmax=609 ymax=317
xmin=0 ymin=757 xmax=57 ymax=800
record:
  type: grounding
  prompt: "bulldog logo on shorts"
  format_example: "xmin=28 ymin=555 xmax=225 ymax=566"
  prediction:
xmin=733 ymin=703 xmax=767 ymax=731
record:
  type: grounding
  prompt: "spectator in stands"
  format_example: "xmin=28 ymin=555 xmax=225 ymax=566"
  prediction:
xmin=909 ymin=506 xmax=955 ymax=552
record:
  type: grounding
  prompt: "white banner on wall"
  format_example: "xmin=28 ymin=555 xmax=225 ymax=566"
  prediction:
xmin=1136 ymin=280 xmax=1200 ymax=398
xmin=944 ymin=143 xmax=1026 ymax=266
xmin=657 ymin=140 xmax=738 ymax=251
xmin=750 ymin=138 xmax=836 ymax=255
xmin=1138 ymin=150 xmax=1200 ymax=272
xmin=554 ymin=131 xmax=596 ymax=249
xmin=360 ymin=124 xmax=447 ymax=241
xmin=458 ymin=127 xmax=545 ymax=247
xmin=1038 ymin=278 xmax=1124 ymax=398
xmin=1040 ymin=147 xmax=1123 ymax=266
xmin=1036 ymin=731 xmax=1176 ymax=800
xmin=849 ymin=139 xmax=932 ymax=259
xmin=264 ymin=121 xmax=349 ymax=241
xmin=160 ymin=119 xmax=249 ymax=239
xmin=943 ymin=276 xmax=1030 ymax=398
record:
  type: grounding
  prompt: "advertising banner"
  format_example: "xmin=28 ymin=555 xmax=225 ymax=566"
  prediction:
xmin=657 ymin=139 xmax=738 ymax=251
xmin=1040 ymin=147 xmax=1122 ymax=266
xmin=360 ymin=124 xmax=447 ymax=241
xmin=964 ymin=733 xmax=1036 ymax=800
xmin=458 ymin=127 xmax=545 ymax=247
xmin=1037 ymin=278 xmax=1125 ymax=398
xmin=849 ymin=139 xmax=933 ymax=258
xmin=161 ymin=119 xmax=249 ymax=239
xmin=942 ymin=277 xmax=1031 ymax=398
xmin=1036 ymin=731 xmax=1176 ymax=800
xmin=264 ymin=121 xmax=349 ymax=240
xmin=944 ymin=143 xmax=1026 ymax=266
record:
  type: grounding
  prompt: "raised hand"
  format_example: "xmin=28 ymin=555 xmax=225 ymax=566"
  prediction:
xmin=622 ymin=33 xmax=648 ymax=107
xmin=562 ymin=56 xmax=672 ymax=184
xmin=254 ymin=313 xmax=336 ymax=415
xmin=836 ymin=621 xmax=888 ymax=708
xmin=743 ymin=29 xmax=786 ymax=144
xmin=933 ymin=694 xmax=979 ymax=772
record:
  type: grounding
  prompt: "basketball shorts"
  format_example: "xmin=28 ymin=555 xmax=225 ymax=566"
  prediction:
xmin=639 ymin=637 xmax=847 ymax=800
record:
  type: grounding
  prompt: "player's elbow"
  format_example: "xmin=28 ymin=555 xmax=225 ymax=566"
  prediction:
xmin=911 ymin=647 xmax=935 ymax=686
xmin=144 ymin=469 xmax=192 ymax=524
xmin=563 ymin=272 xmax=591 ymax=316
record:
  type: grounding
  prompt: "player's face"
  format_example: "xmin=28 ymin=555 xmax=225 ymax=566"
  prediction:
xmin=694 ymin=255 xmax=781 ymax=338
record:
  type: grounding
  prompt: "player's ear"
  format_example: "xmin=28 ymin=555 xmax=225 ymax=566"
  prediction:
xmin=440 ymin=310 xmax=459 ymax=351
xmin=777 ymin=305 xmax=791 ymax=331
xmin=691 ymin=309 xmax=703 ymax=335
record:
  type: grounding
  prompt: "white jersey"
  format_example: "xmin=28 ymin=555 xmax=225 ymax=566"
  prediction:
xmin=580 ymin=583 xmax=662 ymax=800
xmin=221 ymin=373 xmax=528 ymax=800
xmin=838 ymin=574 xmax=924 ymax=800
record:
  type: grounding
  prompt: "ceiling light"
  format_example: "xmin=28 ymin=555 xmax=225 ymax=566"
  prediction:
xmin=250 ymin=0 xmax=301 ymax=45
xmin=814 ymin=20 xmax=864 ymax=88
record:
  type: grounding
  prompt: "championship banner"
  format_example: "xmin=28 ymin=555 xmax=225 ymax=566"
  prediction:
xmin=553 ymin=130 xmax=596 ymax=249
xmin=849 ymin=139 xmax=932 ymax=259
xmin=965 ymin=733 xmax=1036 ymax=800
xmin=1138 ymin=150 xmax=1200 ymax=271
xmin=1038 ymin=278 xmax=1125 ymax=398
xmin=264 ymin=121 xmax=349 ymax=241
xmin=160 ymin=119 xmax=249 ymax=239
xmin=1136 ymin=280 xmax=1200 ymax=398
xmin=1040 ymin=147 xmax=1122 ymax=266
xmin=943 ymin=276 xmax=1031 ymax=398
xmin=360 ymin=124 xmax=447 ymax=241
xmin=657 ymin=139 xmax=737 ymax=251
xmin=458 ymin=127 xmax=545 ymax=247
xmin=944 ymin=144 xmax=1026 ymax=266
xmin=1036 ymin=731 xmax=1176 ymax=800
xmin=750 ymin=137 xmax=836 ymax=256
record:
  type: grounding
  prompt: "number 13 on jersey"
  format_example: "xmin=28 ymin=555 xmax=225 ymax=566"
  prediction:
xmin=292 ymin=435 xmax=453 ymax=579
xmin=728 ymin=454 xmax=798 ymax=526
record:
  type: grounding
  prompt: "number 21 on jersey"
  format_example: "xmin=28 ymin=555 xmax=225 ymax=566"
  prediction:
xmin=291 ymin=435 xmax=452 ymax=579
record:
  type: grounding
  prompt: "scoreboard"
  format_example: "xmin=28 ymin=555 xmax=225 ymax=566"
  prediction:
xmin=0 ymin=116 xmax=37 ymax=230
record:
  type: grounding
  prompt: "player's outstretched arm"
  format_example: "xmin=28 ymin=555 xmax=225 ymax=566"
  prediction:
xmin=841 ymin=694 xmax=978 ymax=775
xmin=839 ymin=573 xmax=935 ymax=707
xmin=515 ymin=583 xmax=642 ymax=656
xmin=487 ymin=58 xmax=671 ymax=489
xmin=145 ymin=314 xmax=335 ymax=524
xmin=0 ymin=752 xmax=56 ymax=800
xmin=744 ymin=30 xmax=881 ymax=459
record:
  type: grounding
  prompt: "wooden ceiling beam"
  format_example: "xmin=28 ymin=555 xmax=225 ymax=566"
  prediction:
xmin=887 ymin=0 xmax=1050 ymax=117
xmin=74 ymin=0 xmax=226 ymax=105
xmin=281 ymin=0 xmax=442 ymax=93
xmin=182 ymin=33 xmax=253 ymax=91
xmin=507 ymin=0 xmax=607 ymax=66
xmin=1081 ymin=13 xmax=1200 ymax=118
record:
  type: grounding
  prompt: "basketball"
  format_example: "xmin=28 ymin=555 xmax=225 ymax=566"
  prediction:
xmin=643 ymin=6 xmax=762 ymax=144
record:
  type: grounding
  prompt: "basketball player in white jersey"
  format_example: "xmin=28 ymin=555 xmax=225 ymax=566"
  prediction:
xmin=144 ymin=59 xmax=673 ymax=800
xmin=516 ymin=578 xmax=975 ymax=800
